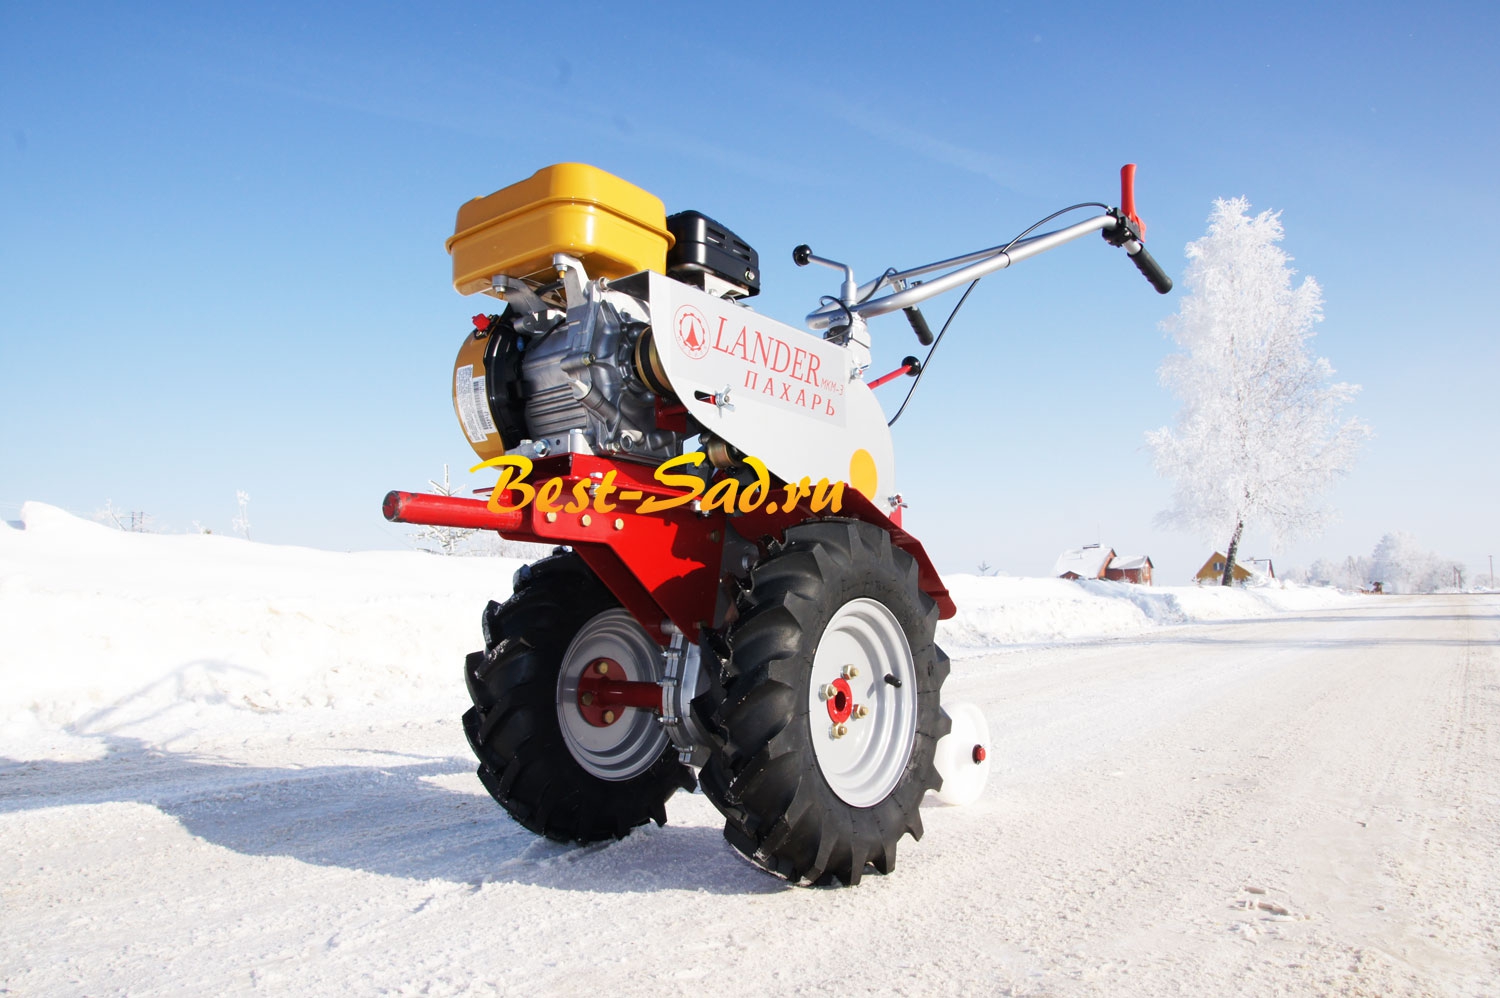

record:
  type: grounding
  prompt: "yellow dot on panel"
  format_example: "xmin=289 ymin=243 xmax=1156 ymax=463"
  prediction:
xmin=848 ymin=449 xmax=877 ymax=500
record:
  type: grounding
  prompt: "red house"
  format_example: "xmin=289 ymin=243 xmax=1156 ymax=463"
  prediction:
xmin=1105 ymin=555 xmax=1153 ymax=586
xmin=1054 ymin=545 xmax=1154 ymax=585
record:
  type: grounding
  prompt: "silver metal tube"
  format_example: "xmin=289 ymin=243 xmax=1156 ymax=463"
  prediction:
xmin=803 ymin=251 xmax=858 ymax=302
xmin=852 ymin=242 xmax=1017 ymax=299
xmin=880 ymin=215 xmax=1121 ymax=289
xmin=809 ymin=213 xmax=1117 ymax=329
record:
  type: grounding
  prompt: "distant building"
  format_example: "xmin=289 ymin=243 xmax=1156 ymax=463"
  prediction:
xmin=1243 ymin=557 xmax=1275 ymax=580
xmin=1054 ymin=545 xmax=1115 ymax=580
xmin=1054 ymin=546 xmax=1154 ymax=585
xmin=1106 ymin=555 xmax=1154 ymax=586
xmin=1194 ymin=552 xmax=1274 ymax=585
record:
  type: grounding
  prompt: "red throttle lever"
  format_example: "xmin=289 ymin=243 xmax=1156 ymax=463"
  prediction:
xmin=1105 ymin=164 xmax=1173 ymax=295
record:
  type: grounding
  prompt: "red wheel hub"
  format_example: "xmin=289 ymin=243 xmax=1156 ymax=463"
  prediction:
xmin=972 ymin=744 xmax=987 ymax=764
xmin=575 ymin=658 xmax=662 ymax=727
xmin=825 ymin=676 xmax=854 ymax=724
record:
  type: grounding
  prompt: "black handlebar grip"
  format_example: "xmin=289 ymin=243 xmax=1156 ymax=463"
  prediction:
xmin=1128 ymin=244 xmax=1173 ymax=294
xmin=903 ymin=306 xmax=935 ymax=345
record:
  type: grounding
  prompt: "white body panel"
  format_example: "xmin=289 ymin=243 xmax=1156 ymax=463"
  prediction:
xmin=647 ymin=272 xmax=897 ymax=509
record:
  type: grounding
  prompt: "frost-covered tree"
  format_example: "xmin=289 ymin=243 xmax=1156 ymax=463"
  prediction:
xmin=1370 ymin=532 xmax=1464 ymax=594
xmin=406 ymin=465 xmax=550 ymax=558
xmin=1147 ymin=199 xmax=1370 ymax=585
xmin=409 ymin=465 xmax=475 ymax=555
xmin=1299 ymin=555 xmax=1372 ymax=591
xmin=232 ymin=491 xmax=251 ymax=539
xmin=94 ymin=500 xmax=151 ymax=532
xmin=1290 ymin=533 xmax=1463 ymax=593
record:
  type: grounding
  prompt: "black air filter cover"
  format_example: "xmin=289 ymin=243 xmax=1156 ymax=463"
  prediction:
xmin=665 ymin=211 xmax=760 ymax=297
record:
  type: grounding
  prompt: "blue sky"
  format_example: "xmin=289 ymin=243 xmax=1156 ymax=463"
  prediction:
xmin=3 ymin=1 xmax=1496 ymax=583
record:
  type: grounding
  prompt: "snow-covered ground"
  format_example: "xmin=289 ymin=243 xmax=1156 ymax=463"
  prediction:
xmin=3 ymin=503 xmax=1495 ymax=995
xmin=0 ymin=502 xmax=527 ymax=748
xmin=0 ymin=502 xmax=1359 ymax=744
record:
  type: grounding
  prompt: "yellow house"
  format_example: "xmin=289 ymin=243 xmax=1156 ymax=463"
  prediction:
xmin=1194 ymin=552 xmax=1253 ymax=585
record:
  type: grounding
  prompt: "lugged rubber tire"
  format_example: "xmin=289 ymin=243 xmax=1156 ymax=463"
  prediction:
xmin=462 ymin=551 xmax=694 ymax=843
xmin=699 ymin=519 xmax=950 ymax=885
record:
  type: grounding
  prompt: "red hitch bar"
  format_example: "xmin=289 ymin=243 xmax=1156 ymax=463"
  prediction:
xmin=382 ymin=490 xmax=523 ymax=532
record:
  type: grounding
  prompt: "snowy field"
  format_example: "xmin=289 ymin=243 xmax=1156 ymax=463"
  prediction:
xmin=3 ymin=504 xmax=1496 ymax=995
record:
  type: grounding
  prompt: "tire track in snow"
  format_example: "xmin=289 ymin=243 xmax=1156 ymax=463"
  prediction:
xmin=902 ymin=595 xmax=1498 ymax=995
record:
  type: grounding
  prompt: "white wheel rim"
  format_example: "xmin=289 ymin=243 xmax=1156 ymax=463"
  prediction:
xmin=807 ymin=598 xmax=918 ymax=807
xmin=932 ymin=702 xmax=991 ymax=806
xmin=556 ymin=609 xmax=670 ymax=781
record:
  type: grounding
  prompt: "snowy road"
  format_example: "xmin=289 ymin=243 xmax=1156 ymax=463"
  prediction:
xmin=3 ymin=594 xmax=1496 ymax=996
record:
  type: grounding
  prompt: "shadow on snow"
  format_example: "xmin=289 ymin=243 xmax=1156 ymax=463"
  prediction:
xmin=0 ymin=734 xmax=785 ymax=896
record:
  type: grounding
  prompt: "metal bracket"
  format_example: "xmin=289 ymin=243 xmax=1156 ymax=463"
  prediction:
xmin=660 ymin=632 xmax=711 ymax=767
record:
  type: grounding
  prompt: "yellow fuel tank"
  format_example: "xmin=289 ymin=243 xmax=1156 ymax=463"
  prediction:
xmin=446 ymin=163 xmax=674 ymax=296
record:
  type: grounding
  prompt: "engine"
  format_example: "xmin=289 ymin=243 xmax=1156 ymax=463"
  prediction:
xmin=453 ymin=273 xmax=679 ymax=464
xmin=449 ymin=172 xmax=761 ymax=468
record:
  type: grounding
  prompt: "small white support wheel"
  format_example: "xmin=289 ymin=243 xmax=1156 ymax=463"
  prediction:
xmin=932 ymin=702 xmax=990 ymax=806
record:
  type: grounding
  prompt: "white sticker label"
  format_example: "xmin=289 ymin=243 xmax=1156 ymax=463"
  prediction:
xmin=455 ymin=364 xmax=489 ymax=443
xmin=472 ymin=374 xmax=497 ymax=434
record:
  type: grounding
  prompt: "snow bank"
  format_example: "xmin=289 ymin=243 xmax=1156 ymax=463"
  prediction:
xmin=0 ymin=503 xmax=526 ymax=740
xmin=938 ymin=573 xmax=1358 ymax=654
xmin=1 ymin=503 xmax=1360 ymax=741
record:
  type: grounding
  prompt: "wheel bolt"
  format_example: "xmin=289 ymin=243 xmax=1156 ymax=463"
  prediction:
xmin=596 ymin=661 xmax=610 ymax=675
xmin=603 ymin=710 xmax=616 ymax=724
xmin=854 ymin=704 xmax=869 ymax=719
xmin=581 ymin=692 xmax=595 ymax=706
xmin=822 ymin=684 xmax=839 ymax=701
xmin=832 ymin=723 xmax=848 ymax=739
xmin=842 ymin=664 xmax=859 ymax=679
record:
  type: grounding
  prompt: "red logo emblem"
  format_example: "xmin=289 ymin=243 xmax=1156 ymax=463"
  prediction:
xmin=673 ymin=305 xmax=709 ymax=359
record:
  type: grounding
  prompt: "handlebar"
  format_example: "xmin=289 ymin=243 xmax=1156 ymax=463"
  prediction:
xmin=802 ymin=164 xmax=1174 ymax=333
xmin=903 ymin=306 xmax=935 ymax=345
xmin=1126 ymin=241 xmax=1173 ymax=294
xmin=1102 ymin=208 xmax=1172 ymax=294
xmin=805 ymin=213 xmax=1119 ymax=330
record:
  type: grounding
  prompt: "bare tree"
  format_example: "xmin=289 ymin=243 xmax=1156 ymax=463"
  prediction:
xmin=1147 ymin=199 xmax=1370 ymax=584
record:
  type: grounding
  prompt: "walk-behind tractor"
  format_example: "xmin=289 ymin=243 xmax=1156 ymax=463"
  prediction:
xmin=384 ymin=163 xmax=1172 ymax=885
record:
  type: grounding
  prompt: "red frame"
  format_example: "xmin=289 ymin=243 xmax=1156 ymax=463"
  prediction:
xmin=385 ymin=453 xmax=954 ymax=645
